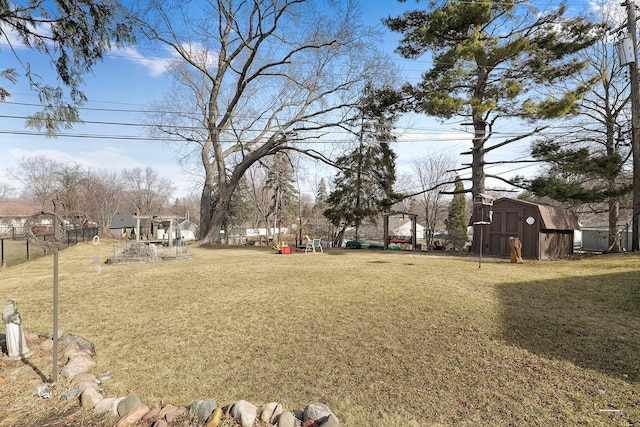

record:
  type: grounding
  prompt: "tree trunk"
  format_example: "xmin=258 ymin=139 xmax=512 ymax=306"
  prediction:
xmin=199 ymin=180 xmax=214 ymax=241
xmin=333 ymin=226 xmax=346 ymax=248
xmin=203 ymin=214 xmax=225 ymax=244
xmin=200 ymin=180 xmax=234 ymax=245
xmin=200 ymin=145 xmax=269 ymax=244
xmin=471 ymin=122 xmax=487 ymax=198
xmin=607 ymin=199 xmax=620 ymax=253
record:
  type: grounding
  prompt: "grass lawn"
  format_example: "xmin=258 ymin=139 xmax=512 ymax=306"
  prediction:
xmin=1 ymin=241 xmax=639 ymax=426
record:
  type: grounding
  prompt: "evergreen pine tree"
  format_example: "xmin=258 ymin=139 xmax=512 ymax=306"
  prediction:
xmin=445 ymin=176 xmax=468 ymax=250
xmin=324 ymin=84 xmax=402 ymax=245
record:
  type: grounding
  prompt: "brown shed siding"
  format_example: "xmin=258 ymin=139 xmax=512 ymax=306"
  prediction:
xmin=472 ymin=198 xmax=578 ymax=260
xmin=540 ymin=231 xmax=575 ymax=259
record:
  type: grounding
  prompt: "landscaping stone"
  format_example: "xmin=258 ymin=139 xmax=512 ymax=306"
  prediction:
xmin=321 ymin=413 xmax=340 ymax=427
xmin=117 ymin=395 xmax=145 ymax=417
xmin=304 ymin=403 xmax=333 ymax=424
xmin=115 ymin=405 xmax=150 ymax=427
xmin=165 ymin=407 xmax=186 ymax=422
xmin=61 ymin=336 xmax=81 ymax=357
xmin=232 ymin=400 xmax=257 ymax=427
xmin=157 ymin=404 xmax=178 ymax=419
xmin=76 ymin=380 xmax=99 ymax=394
xmin=28 ymin=332 xmax=343 ymax=427
xmin=142 ymin=406 xmax=161 ymax=421
xmin=205 ymin=407 xmax=223 ymax=427
xmin=60 ymin=357 xmax=96 ymax=378
xmin=69 ymin=350 xmax=94 ymax=361
xmin=189 ymin=397 xmax=218 ymax=423
xmin=80 ymin=387 xmax=103 ymax=410
xmin=71 ymin=372 xmax=97 ymax=384
xmin=58 ymin=333 xmax=75 ymax=346
xmin=25 ymin=333 xmax=39 ymax=342
xmin=277 ymin=411 xmax=301 ymax=427
xmin=260 ymin=402 xmax=283 ymax=424
xmin=60 ymin=388 xmax=80 ymax=401
xmin=77 ymin=338 xmax=95 ymax=353
xmin=39 ymin=339 xmax=54 ymax=351
xmin=94 ymin=397 xmax=120 ymax=414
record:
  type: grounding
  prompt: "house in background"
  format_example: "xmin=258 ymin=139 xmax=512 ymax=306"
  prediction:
xmin=392 ymin=220 xmax=425 ymax=239
xmin=470 ymin=198 xmax=580 ymax=260
xmin=109 ymin=212 xmax=143 ymax=237
xmin=0 ymin=202 xmax=40 ymax=237
xmin=175 ymin=218 xmax=198 ymax=241
xmin=383 ymin=212 xmax=421 ymax=251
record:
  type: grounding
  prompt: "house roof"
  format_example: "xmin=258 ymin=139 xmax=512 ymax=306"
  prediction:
xmin=0 ymin=201 xmax=38 ymax=216
xmin=109 ymin=213 xmax=140 ymax=229
xmin=494 ymin=198 xmax=580 ymax=231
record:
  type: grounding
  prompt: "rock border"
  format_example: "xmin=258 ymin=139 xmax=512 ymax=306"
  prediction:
xmin=34 ymin=332 xmax=340 ymax=427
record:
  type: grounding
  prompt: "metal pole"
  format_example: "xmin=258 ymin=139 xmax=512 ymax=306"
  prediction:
xmin=52 ymin=202 xmax=59 ymax=384
xmin=625 ymin=0 xmax=640 ymax=251
xmin=479 ymin=225 xmax=483 ymax=269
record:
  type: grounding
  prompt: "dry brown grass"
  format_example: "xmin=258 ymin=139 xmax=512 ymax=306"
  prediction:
xmin=1 ymin=241 xmax=640 ymax=426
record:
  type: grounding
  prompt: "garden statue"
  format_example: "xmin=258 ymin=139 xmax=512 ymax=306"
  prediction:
xmin=509 ymin=236 xmax=524 ymax=264
xmin=2 ymin=299 xmax=33 ymax=359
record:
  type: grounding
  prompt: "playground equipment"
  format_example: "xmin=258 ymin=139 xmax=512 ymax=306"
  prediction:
xmin=304 ymin=235 xmax=323 ymax=254
xmin=272 ymin=241 xmax=291 ymax=254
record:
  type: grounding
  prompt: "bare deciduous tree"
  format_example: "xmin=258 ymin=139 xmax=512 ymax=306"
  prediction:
xmin=11 ymin=156 xmax=61 ymax=208
xmin=140 ymin=0 xmax=388 ymax=243
xmin=412 ymin=153 xmax=457 ymax=249
xmin=83 ymin=169 xmax=125 ymax=230
xmin=121 ymin=166 xmax=174 ymax=213
xmin=0 ymin=182 xmax=16 ymax=201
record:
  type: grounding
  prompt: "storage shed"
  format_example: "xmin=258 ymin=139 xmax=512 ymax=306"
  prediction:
xmin=470 ymin=198 xmax=580 ymax=260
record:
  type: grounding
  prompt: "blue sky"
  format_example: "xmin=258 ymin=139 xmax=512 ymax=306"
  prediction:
xmin=0 ymin=0 xmax=605 ymax=200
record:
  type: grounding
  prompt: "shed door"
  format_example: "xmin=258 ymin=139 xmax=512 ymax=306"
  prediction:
xmin=488 ymin=209 xmax=524 ymax=257
xmin=488 ymin=211 xmax=504 ymax=256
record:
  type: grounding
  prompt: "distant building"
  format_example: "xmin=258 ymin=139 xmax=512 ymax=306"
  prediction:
xmin=0 ymin=202 xmax=39 ymax=237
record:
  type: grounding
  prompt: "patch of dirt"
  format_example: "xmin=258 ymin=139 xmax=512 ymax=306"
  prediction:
xmin=0 ymin=336 xmax=115 ymax=426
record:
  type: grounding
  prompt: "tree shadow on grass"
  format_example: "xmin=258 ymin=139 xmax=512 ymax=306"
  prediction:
xmin=496 ymin=270 xmax=640 ymax=382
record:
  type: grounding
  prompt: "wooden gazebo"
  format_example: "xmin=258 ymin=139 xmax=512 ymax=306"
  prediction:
xmin=383 ymin=211 xmax=419 ymax=251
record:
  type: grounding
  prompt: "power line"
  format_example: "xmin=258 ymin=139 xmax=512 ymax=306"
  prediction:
xmin=1 ymin=100 xmax=554 ymax=139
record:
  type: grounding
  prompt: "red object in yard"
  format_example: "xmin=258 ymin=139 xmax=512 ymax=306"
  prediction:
xmin=281 ymin=246 xmax=291 ymax=254
xmin=390 ymin=238 xmax=410 ymax=244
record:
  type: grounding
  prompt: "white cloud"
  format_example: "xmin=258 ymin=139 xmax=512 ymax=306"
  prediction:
xmin=178 ymin=42 xmax=218 ymax=69
xmin=112 ymin=46 xmax=176 ymax=78
xmin=0 ymin=21 xmax=53 ymax=50
xmin=112 ymin=43 xmax=218 ymax=78
xmin=395 ymin=129 xmax=470 ymax=144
